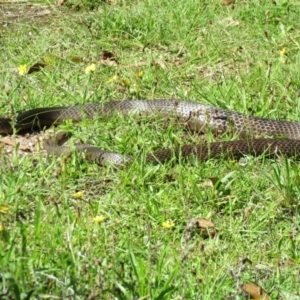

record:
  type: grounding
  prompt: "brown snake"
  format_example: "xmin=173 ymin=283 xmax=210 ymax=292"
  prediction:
xmin=1 ymin=99 xmax=300 ymax=165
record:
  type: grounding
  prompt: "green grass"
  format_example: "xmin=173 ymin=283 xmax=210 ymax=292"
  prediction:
xmin=1 ymin=0 xmax=300 ymax=298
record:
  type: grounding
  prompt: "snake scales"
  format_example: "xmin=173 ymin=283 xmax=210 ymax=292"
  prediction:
xmin=1 ymin=99 xmax=300 ymax=165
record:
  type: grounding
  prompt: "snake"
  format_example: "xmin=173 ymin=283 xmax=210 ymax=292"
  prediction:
xmin=1 ymin=99 xmax=300 ymax=165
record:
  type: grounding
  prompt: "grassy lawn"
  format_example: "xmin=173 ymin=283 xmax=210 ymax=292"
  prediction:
xmin=1 ymin=0 xmax=300 ymax=298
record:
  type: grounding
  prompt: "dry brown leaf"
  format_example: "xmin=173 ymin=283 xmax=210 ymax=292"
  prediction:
xmin=22 ymin=92 xmax=29 ymax=102
xmin=218 ymin=17 xmax=240 ymax=27
xmin=242 ymin=283 xmax=270 ymax=300
xmin=105 ymin=0 xmax=117 ymax=5
xmin=244 ymin=207 xmax=252 ymax=218
xmin=0 ymin=0 xmax=28 ymax=2
xmin=183 ymin=218 xmax=217 ymax=242
xmin=99 ymin=60 xmax=117 ymax=67
xmin=2 ymin=6 xmax=50 ymax=19
xmin=0 ymin=138 xmax=31 ymax=152
xmin=56 ymin=0 xmax=67 ymax=6
xmin=221 ymin=0 xmax=235 ymax=5
xmin=197 ymin=177 xmax=220 ymax=188
xmin=194 ymin=218 xmax=218 ymax=238
xmin=70 ymin=56 xmax=84 ymax=63
xmin=174 ymin=58 xmax=184 ymax=67
xmin=154 ymin=59 xmax=167 ymax=70
xmin=196 ymin=218 xmax=215 ymax=229
xmin=197 ymin=180 xmax=214 ymax=188
xmin=278 ymin=258 xmax=296 ymax=267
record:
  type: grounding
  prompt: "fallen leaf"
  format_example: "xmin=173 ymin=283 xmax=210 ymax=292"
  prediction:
xmin=70 ymin=56 xmax=84 ymax=63
xmin=184 ymin=218 xmax=218 ymax=239
xmin=105 ymin=0 xmax=117 ymax=5
xmin=154 ymin=59 xmax=167 ymax=70
xmin=244 ymin=207 xmax=252 ymax=218
xmin=22 ymin=92 xmax=29 ymax=102
xmin=174 ymin=58 xmax=184 ymax=66
xmin=99 ymin=60 xmax=117 ymax=67
xmin=196 ymin=218 xmax=218 ymax=237
xmin=197 ymin=177 xmax=220 ymax=188
xmin=0 ymin=138 xmax=31 ymax=152
xmin=56 ymin=0 xmax=67 ymax=6
xmin=221 ymin=0 xmax=235 ymax=5
xmin=196 ymin=218 xmax=215 ymax=229
xmin=218 ymin=17 xmax=240 ymax=27
xmin=197 ymin=180 xmax=214 ymax=188
xmin=278 ymin=258 xmax=296 ymax=267
xmin=242 ymin=283 xmax=270 ymax=300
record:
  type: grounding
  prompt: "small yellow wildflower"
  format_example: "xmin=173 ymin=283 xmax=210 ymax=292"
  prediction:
xmin=44 ymin=55 xmax=56 ymax=65
xmin=72 ymin=191 xmax=84 ymax=199
xmin=93 ymin=215 xmax=106 ymax=223
xmin=135 ymin=71 xmax=143 ymax=78
xmin=0 ymin=206 xmax=9 ymax=213
xmin=162 ymin=220 xmax=175 ymax=229
xmin=121 ymin=78 xmax=131 ymax=86
xmin=85 ymin=63 xmax=96 ymax=74
xmin=17 ymin=64 xmax=28 ymax=75
xmin=107 ymin=75 xmax=118 ymax=83
xmin=280 ymin=47 xmax=287 ymax=57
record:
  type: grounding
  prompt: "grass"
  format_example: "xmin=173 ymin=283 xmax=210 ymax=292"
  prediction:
xmin=1 ymin=0 xmax=300 ymax=298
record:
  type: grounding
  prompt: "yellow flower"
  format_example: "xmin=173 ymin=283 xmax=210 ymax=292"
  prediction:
xmin=121 ymin=78 xmax=131 ymax=86
xmin=162 ymin=220 xmax=175 ymax=229
xmin=44 ymin=55 xmax=56 ymax=65
xmin=93 ymin=215 xmax=106 ymax=223
xmin=280 ymin=47 xmax=287 ymax=56
xmin=85 ymin=63 xmax=96 ymax=74
xmin=107 ymin=75 xmax=118 ymax=83
xmin=135 ymin=71 xmax=143 ymax=78
xmin=17 ymin=64 xmax=28 ymax=75
xmin=0 ymin=206 xmax=8 ymax=213
xmin=72 ymin=191 xmax=84 ymax=199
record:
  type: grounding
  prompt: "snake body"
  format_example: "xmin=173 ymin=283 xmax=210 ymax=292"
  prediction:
xmin=1 ymin=99 xmax=300 ymax=165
